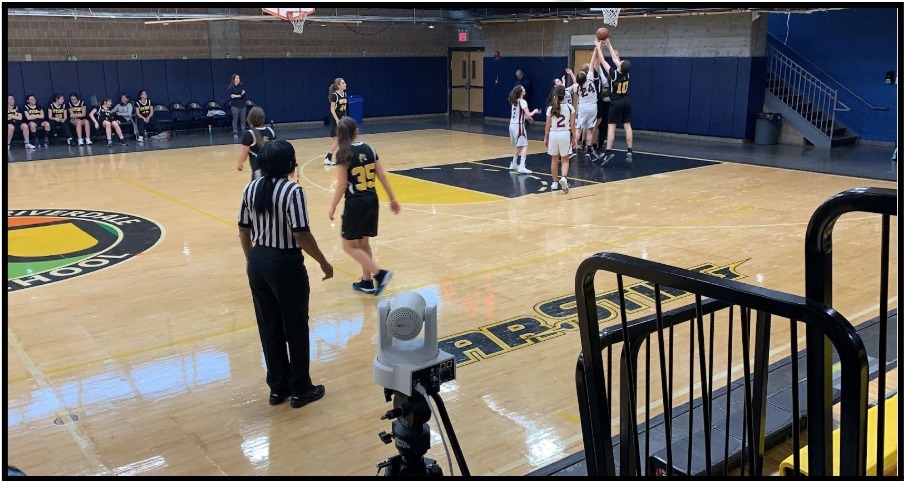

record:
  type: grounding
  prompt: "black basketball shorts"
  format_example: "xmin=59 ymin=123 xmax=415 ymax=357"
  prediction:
xmin=341 ymin=194 xmax=379 ymax=240
xmin=608 ymin=101 xmax=631 ymax=125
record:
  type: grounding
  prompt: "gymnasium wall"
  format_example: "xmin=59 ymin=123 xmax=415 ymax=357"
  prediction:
xmin=5 ymin=8 xmax=452 ymax=60
xmin=7 ymin=8 xmax=805 ymax=140
xmin=5 ymin=57 xmax=448 ymax=123
xmin=5 ymin=8 xmax=452 ymax=122
xmin=767 ymin=8 xmax=898 ymax=143
xmin=480 ymin=13 xmax=768 ymax=139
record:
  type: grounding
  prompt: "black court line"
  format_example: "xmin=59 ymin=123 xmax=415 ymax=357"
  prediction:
xmin=392 ymin=151 xmax=719 ymax=199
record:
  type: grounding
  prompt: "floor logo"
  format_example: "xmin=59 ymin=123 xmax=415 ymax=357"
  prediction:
xmin=7 ymin=209 xmax=164 ymax=292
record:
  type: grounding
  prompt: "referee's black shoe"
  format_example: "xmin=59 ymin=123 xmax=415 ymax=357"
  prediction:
xmin=269 ymin=391 xmax=291 ymax=405
xmin=373 ymin=270 xmax=393 ymax=296
xmin=290 ymin=385 xmax=325 ymax=408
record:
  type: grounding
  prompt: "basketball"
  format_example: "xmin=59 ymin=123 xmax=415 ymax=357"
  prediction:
xmin=596 ymin=27 xmax=610 ymax=41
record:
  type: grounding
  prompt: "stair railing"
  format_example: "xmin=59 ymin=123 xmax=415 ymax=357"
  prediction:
xmin=766 ymin=45 xmax=847 ymax=137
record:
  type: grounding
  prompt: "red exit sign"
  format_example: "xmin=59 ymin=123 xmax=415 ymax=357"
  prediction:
xmin=458 ymin=30 xmax=468 ymax=42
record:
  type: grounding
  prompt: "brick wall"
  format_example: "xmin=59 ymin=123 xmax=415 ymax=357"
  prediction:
xmin=481 ymin=12 xmax=765 ymax=59
xmin=5 ymin=7 xmax=454 ymax=61
xmin=7 ymin=9 xmax=765 ymax=61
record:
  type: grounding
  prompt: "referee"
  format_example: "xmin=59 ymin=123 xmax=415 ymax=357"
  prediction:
xmin=238 ymin=139 xmax=333 ymax=409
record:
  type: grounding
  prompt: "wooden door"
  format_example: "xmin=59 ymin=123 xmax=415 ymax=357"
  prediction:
xmin=450 ymin=49 xmax=484 ymax=116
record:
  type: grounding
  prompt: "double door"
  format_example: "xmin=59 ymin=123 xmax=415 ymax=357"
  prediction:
xmin=450 ymin=49 xmax=484 ymax=116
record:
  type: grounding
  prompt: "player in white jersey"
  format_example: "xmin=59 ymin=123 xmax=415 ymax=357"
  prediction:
xmin=550 ymin=75 xmax=577 ymax=160
xmin=508 ymin=85 xmax=539 ymax=174
xmin=544 ymin=85 xmax=577 ymax=193
xmin=566 ymin=47 xmax=603 ymax=159
xmin=554 ymin=75 xmax=573 ymax=105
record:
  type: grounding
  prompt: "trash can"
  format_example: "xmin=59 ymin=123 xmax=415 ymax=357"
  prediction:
xmin=754 ymin=112 xmax=782 ymax=145
xmin=348 ymin=95 xmax=364 ymax=124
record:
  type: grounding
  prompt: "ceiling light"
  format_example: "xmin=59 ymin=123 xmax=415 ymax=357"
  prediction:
xmin=429 ymin=24 xmax=434 ymax=28
xmin=562 ymin=18 xmax=569 ymax=23
xmin=656 ymin=16 xmax=663 ymax=19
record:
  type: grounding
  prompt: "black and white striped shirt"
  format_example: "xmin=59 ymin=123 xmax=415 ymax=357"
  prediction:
xmin=238 ymin=178 xmax=310 ymax=249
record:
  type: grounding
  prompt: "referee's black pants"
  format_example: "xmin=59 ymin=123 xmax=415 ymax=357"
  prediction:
xmin=247 ymin=245 xmax=314 ymax=396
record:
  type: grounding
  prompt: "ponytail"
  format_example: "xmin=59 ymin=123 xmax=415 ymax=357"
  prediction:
xmin=328 ymin=78 xmax=343 ymax=99
xmin=246 ymin=106 xmax=266 ymax=147
xmin=335 ymin=116 xmax=358 ymax=166
xmin=508 ymin=85 xmax=524 ymax=106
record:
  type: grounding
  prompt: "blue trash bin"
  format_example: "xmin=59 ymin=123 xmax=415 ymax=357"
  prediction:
xmin=348 ymin=95 xmax=364 ymax=124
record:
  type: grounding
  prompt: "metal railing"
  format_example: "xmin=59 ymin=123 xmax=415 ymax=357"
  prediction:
xmin=767 ymin=33 xmax=889 ymax=112
xmin=574 ymin=253 xmax=869 ymax=476
xmin=766 ymin=45 xmax=848 ymax=137
xmin=802 ymin=187 xmax=898 ymax=476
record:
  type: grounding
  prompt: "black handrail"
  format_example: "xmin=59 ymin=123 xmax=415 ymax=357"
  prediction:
xmin=575 ymin=253 xmax=869 ymax=476
xmin=767 ymin=33 xmax=889 ymax=111
xmin=803 ymin=186 xmax=897 ymax=475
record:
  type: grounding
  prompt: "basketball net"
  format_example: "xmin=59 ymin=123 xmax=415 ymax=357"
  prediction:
xmin=598 ymin=8 xmax=621 ymax=26
xmin=288 ymin=11 xmax=309 ymax=34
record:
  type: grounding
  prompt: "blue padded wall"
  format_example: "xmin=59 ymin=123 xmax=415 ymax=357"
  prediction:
xmin=708 ymin=58 xmax=739 ymax=138
xmin=75 ymin=61 xmax=107 ymax=105
xmin=482 ymin=56 xmax=569 ymax=121
xmin=687 ymin=58 xmax=715 ymax=136
xmin=116 ymin=61 xmax=144 ymax=101
xmin=19 ymin=62 xmax=53 ymax=105
xmin=48 ymin=62 xmax=81 ymax=102
xmin=627 ymin=57 xmax=651 ymax=131
xmin=768 ymin=8 xmax=896 ymax=142
xmin=8 ymin=57 xmax=447 ymax=124
xmin=7 ymin=63 xmax=25 ymax=105
xmin=164 ymin=60 xmax=191 ymax=107
xmin=485 ymin=55 xmax=760 ymax=139
xmin=35 ymin=56 xmax=817 ymax=133
xmin=261 ymin=59 xmax=287 ymax=123
xmin=187 ymin=60 xmax=214 ymax=106
xmin=139 ymin=61 xmax=168 ymax=106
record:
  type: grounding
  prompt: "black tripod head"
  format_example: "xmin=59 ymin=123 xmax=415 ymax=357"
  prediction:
xmin=376 ymin=388 xmax=443 ymax=476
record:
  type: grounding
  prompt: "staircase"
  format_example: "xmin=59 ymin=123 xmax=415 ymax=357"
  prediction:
xmin=765 ymin=45 xmax=858 ymax=148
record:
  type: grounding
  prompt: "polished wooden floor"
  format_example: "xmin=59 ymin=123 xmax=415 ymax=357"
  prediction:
xmin=6 ymin=129 xmax=898 ymax=476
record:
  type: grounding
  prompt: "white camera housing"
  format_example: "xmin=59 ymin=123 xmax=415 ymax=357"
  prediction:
xmin=373 ymin=291 xmax=455 ymax=396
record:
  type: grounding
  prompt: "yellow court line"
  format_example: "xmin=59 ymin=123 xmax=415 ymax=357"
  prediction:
xmin=6 ymin=205 xmax=756 ymax=384
xmin=300 ymin=153 xmax=507 ymax=202
xmin=111 ymin=172 xmax=359 ymax=280
xmin=113 ymin=174 xmax=234 ymax=228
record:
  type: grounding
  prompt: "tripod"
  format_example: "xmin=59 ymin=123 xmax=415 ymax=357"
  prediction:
xmin=377 ymin=389 xmax=442 ymax=476
xmin=376 ymin=387 xmax=470 ymax=476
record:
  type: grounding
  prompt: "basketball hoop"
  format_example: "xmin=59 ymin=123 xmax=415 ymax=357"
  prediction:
xmin=262 ymin=8 xmax=316 ymax=34
xmin=593 ymin=8 xmax=622 ymax=26
xmin=288 ymin=11 xmax=310 ymax=34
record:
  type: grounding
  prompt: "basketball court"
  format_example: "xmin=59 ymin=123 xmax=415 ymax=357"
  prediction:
xmin=5 ymin=6 xmax=899 ymax=477
xmin=6 ymin=116 xmax=898 ymax=475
